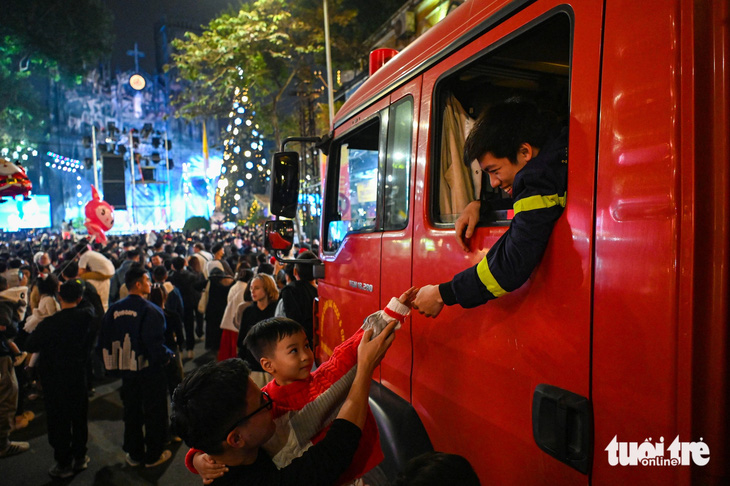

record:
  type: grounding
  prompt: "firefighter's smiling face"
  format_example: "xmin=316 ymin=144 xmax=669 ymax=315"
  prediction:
xmin=479 ymin=142 xmax=539 ymax=196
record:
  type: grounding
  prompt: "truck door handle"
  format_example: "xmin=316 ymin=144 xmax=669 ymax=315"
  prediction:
xmin=532 ymin=384 xmax=592 ymax=474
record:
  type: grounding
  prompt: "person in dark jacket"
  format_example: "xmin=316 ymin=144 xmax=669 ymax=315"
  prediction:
xmin=98 ymin=264 xmax=173 ymax=468
xmin=275 ymin=251 xmax=318 ymax=344
xmin=168 ymin=257 xmax=201 ymax=358
xmin=25 ymin=280 xmax=94 ymax=478
xmin=414 ymin=99 xmax=567 ymax=316
xmin=205 ymin=268 xmax=234 ymax=351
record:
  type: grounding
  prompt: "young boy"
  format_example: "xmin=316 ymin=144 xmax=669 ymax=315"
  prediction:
xmin=24 ymin=279 xmax=95 ymax=478
xmin=172 ymin=320 xmax=398 ymax=486
xmin=187 ymin=289 xmax=417 ymax=485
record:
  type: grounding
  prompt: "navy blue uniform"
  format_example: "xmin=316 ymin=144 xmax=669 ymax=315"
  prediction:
xmin=440 ymin=131 xmax=568 ymax=308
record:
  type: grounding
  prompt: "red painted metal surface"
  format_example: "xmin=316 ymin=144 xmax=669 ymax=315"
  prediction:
xmin=314 ymin=0 xmax=729 ymax=484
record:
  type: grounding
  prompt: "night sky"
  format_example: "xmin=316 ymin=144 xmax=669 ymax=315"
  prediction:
xmin=106 ymin=0 xmax=238 ymax=73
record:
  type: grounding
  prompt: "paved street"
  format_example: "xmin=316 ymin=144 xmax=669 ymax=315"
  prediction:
xmin=3 ymin=341 xmax=215 ymax=486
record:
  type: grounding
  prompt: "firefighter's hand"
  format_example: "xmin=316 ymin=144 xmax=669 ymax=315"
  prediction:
xmin=412 ymin=285 xmax=445 ymax=318
xmin=455 ymin=201 xmax=481 ymax=252
xmin=398 ymin=286 xmax=419 ymax=308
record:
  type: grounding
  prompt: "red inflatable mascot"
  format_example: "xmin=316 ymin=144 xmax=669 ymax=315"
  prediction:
xmin=84 ymin=185 xmax=115 ymax=243
xmin=0 ymin=157 xmax=32 ymax=202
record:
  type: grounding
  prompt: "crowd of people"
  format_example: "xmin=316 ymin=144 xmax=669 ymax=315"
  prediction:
xmin=0 ymin=226 xmax=322 ymax=476
xmin=1 ymin=97 xmax=561 ymax=484
xmin=0 ymin=225 xmax=480 ymax=485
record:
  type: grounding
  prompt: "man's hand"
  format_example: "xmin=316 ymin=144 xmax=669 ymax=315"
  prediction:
xmin=454 ymin=201 xmax=481 ymax=252
xmin=412 ymin=285 xmax=445 ymax=318
xmin=193 ymin=451 xmax=228 ymax=484
xmin=398 ymin=286 xmax=419 ymax=308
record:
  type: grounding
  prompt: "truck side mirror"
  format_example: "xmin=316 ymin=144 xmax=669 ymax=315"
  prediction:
xmin=264 ymin=220 xmax=294 ymax=252
xmin=270 ymin=151 xmax=300 ymax=218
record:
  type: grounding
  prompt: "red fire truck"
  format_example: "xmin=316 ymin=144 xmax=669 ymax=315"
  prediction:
xmin=267 ymin=0 xmax=729 ymax=483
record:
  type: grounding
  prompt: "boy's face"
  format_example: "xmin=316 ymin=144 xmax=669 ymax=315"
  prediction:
xmin=266 ymin=330 xmax=314 ymax=384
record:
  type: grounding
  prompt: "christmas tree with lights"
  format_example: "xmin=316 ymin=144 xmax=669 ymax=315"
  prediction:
xmin=217 ymin=87 xmax=268 ymax=222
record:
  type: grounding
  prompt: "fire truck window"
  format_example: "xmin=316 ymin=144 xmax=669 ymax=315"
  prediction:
xmin=325 ymin=121 xmax=380 ymax=252
xmin=432 ymin=13 xmax=571 ymax=227
xmin=383 ymin=97 xmax=413 ymax=231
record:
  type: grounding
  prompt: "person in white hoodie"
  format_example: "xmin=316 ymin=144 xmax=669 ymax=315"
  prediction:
xmin=217 ymin=266 xmax=253 ymax=361
xmin=24 ymin=274 xmax=60 ymax=333
xmin=77 ymin=244 xmax=115 ymax=312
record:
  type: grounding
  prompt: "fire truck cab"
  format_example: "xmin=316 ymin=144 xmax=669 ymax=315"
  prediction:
xmin=268 ymin=0 xmax=729 ymax=484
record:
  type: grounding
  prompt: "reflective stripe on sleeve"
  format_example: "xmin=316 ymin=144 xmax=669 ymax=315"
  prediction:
xmin=513 ymin=193 xmax=567 ymax=215
xmin=476 ymin=258 xmax=508 ymax=298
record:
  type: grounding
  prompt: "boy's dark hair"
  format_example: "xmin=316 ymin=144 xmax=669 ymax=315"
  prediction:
xmin=211 ymin=242 xmax=224 ymax=254
xmin=152 ymin=265 xmax=168 ymax=282
xmin=243 ymin=317 xmax=305 ymax=363
xmin=393 ymin=452 xmax=481 ymax=486
xmin=124 ymin=263 xmax=147 ymax=289
xmin=171 ymin=256 xmax=186 ymax=271
xmin=294 ymin=250 xmax=317 ymax=282
xmin=59 ymin=279 xmax=84 ymax=303
xmin=171 ymin=358 xmax=251 ymax=454
xmin=463 ymin=98 xmax=558 ymax=165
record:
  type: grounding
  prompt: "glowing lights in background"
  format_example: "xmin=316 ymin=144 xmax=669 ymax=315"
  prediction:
xmin=44 ymin=152 xmax=84 ymax=172
xmin=219 ymin=86 xmax=268 ymax=221
xmin=1 ymin=144 xmax=39 ymax=162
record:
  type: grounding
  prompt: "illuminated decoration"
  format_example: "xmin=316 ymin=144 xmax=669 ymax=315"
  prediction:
xmin=217 ymin=86 xmax=267 ymax=222
xmin=83 ymin=185 xmax=115 ymax=243
xmin=129 ymin=74 xmax=146 ymax=91
xmin=0 ymin=157 xmax=32 ymax=202
xmin=45 ymin=152 xmax=83 ymax=173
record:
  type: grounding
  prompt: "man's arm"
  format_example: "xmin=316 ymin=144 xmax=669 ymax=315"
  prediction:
xmin=415 ymin=162 xmax=566 ymax=315
xmin=268 ymin=321 xmax=397 ymax=485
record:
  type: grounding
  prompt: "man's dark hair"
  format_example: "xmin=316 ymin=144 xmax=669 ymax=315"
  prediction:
xmin=152 ymin=265 xmax=168 ymax=282
xmin=257 ymin=263 xmax=274 ymax=276
xmin=59 ymin=279 xmax=84 ymax=303
xmin=463 ymin=98 xmax=558 ymax=165
xmin=62 ymin=261 xmax=79 ymax=280
xmin=125 ymin=249 xmax=140 ymax=260
xmin=125 ymin=263 xmax=147 ymax=289
xmin=0 ymin=275 xmax=7 ymax=292
xmin=393 ymin=452 xmax=481 ymax=486
xmin=171 ymin=359 xmax=251 ymax=454
xmin=171 ymin=256 xmax=186 ymax=271
xmin=211 ymin=242 xmax=224 ymax=255
xmin=244 ymin=317 xmax=305 ymax=363
xmin=294 ymin=250 xmax=317 ymax=282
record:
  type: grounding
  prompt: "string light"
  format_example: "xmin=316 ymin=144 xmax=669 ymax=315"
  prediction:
xmin=45 ymin=152 xmax=83 ymax=172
